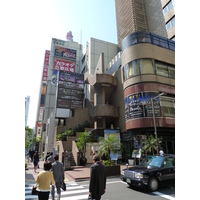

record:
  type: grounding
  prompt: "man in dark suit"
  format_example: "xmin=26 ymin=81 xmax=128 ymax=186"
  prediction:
xmin=89 ymin=155 xmax=106 ymax=200
xmin=51 ymin=154 xmax=65 ymax=200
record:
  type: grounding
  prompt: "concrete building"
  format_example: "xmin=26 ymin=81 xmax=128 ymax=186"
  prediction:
xmin=25 ymin=96 xmax=30 ymax=127
xmin=115 ymin=0 xmax=168 ymax=49
xmin=161 ymin=0 xmax=175 ymax=40
xmin=35 ymin=35 xmax=83 ymax=154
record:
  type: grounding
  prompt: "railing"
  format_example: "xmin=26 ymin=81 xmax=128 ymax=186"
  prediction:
xmin=121 ymin=31 xmax=175 ymax=52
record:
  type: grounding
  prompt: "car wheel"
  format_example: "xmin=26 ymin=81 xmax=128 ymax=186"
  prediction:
xmin=148 ymin=177 xmax=159 ymax=191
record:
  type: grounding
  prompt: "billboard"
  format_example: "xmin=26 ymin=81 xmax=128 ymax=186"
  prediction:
xmin=54 ymin=59 xmax=75 ymax=72
xmin=55 ymin=46 xmax=76 ymax=60
xmin=56 ymin=71 xmax=84 ymax=109
xmin=125 ymin=92 xmax=161 ymax=121
xmin=42 ymin=50 xmax=50 ymax=81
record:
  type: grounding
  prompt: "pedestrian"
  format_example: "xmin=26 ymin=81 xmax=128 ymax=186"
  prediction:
xmin=33 ymin=151 xmax=39 ymax=173
xmin=35 ymin=161 xmax=55 ymax=200
xmin=47 ymin=152 xmax=54 ymax=163
xmin=89 ymin=155 xmax=107 ymax=200
xmin=51 ymin=154 xmax=65 ymax=200
xmin=45 ymin=150 xmax=50 ymax=161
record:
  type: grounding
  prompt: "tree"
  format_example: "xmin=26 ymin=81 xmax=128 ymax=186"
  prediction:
xmin=98 ymin=134 xmax=120 ymax=166
xmin=25 ymin=126 xmax=33 ymax=150
xmin=76 ymin=131 xmax=92 ymax=159
xmin=142 ymin=135 xmax=162 ymax=155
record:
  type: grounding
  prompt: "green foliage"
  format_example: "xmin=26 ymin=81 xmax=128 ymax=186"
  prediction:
xmin=142 ymin=135 xmax=162 ymax=155
xmin=76 ymin=131 xmax=92 ymax=158
xmin=73 ymin=121 xmax=91 ymax=134
xmin=25 ymin=126 xmax=33 ymax=150
xmin=98 ymin=134 xmax=120 ymax=166
xmin=56 ymin=130 xmax=72 ymax=141
xmin=103 ymin=160 xmax=114 ymax=166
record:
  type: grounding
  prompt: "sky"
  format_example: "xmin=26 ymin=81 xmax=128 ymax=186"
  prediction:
xmin=1 ymin=0 xmax=117 ymax=128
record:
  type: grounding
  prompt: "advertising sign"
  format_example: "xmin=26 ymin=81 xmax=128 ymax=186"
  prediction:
xmin=42 ymin=50 xmax=50 ymax=81
xmin=39 ymin=108 xmax=44 ymax=121
xmin=55 ymin=46 xmax=76 ymax=60
xmin=37 ymin=122 xmax=42 ymax=136
xmin=56 ymin=71 xmax=84 ymax=109
xmin=125 ymin=92 xmax=161 ymax=121
xmin=54 ymin=59 xmax=75 ymax=72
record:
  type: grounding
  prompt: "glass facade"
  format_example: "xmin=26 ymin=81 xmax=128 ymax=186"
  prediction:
xmin=123 ymin=59 xmax=175 ymax=81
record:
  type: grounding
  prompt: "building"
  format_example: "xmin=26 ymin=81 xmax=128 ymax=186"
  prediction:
xmin=160 ymin=0 xmax=175 ymax=40
xmin=25 ymin=96 xmax=30 ymax=127
xmin=35 ymin=33 xmax=83 ymax=155
xmin=115 ymin=0 xmax=168 ymax=49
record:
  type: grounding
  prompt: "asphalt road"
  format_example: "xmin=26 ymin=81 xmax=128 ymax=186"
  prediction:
xmin=78 ymin=177 xmax=175 ymax=200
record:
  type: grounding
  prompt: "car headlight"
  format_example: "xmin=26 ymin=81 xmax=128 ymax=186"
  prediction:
xmin=134 ymin=173 xmax=143 ymax=179
xmin=121 ymin=170 xmax=125 ymax=176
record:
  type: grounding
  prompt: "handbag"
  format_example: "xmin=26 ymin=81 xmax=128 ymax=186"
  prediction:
xmin=61 ymin=181 xmax=66 ymax=191
xmin=31 ymin=186 xmax=38 ymax=195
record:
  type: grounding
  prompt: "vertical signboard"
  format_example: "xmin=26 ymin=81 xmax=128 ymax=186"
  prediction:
xmin=56 ymin=71 xmax=84 ymax=109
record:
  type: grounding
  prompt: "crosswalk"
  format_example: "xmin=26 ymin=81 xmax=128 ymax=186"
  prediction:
xmin=25 ymin=182 xmax=89 ymax=200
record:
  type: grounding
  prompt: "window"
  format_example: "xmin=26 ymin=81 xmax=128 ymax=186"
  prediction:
xmin=168 ymin=67 xmax=175 ymax=79
xmin=123 ymin=64 xmax=128 ymax=81
xmin=166 ymin=17 xmax=175 ymax=30
xmin=128 ymin=61 xmax=140 ymax=77
xmin=163 ymin=157 xmax=175 ymax=168
xmin=163 ymin=1 xmax=173 ymax=15
xmin=156 ymin=62 xmax=168 ymax=77
xmin=139 ymin=59 xmax=154 ymax=74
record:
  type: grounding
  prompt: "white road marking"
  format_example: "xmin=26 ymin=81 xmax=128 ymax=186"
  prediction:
xmin=152 ymin=191 xmax=175 ymax=200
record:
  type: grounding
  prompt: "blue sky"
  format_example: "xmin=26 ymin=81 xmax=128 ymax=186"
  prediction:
xmin=13 ymin=0 xmax=117 ymax=128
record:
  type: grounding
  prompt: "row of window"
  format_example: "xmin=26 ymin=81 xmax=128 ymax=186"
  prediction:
xmin=123 ymin=58 xmax=175 ymax=81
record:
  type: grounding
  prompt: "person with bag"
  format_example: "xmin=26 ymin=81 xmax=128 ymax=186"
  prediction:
xmin=35 ymin=161 xmax=55 ymax=200
xmin=51 ymin=154 xmax=65 ymax=200
xmin=89 ymin=155 xmax=107 ymax=200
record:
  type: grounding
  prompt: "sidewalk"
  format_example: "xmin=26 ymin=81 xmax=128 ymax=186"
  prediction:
xmin=25 ymin=160 xmax=127 ymax=183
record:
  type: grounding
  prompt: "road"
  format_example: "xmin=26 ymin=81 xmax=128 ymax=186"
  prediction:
xmin=25 ymin=177 xmax=175 ymax=200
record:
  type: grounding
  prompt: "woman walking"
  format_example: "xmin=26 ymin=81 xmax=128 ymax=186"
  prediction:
xmin=33 ymin=151 xmax=39 ymax=173
xmin=35 ymin=161 xmax=55 ymax=200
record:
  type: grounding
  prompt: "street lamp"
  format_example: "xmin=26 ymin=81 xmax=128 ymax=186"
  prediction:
xmin=151 ymin=92 xmax=165 ymax=154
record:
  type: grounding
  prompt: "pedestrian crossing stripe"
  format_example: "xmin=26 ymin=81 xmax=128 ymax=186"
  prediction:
xmin=25 ymin=183 xmax=89 ymax=200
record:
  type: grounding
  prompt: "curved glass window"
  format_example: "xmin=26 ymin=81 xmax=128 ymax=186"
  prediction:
xmin=139 ymin=59 xmax=154 ymax=74
xmin=128 ymin=60 xmax=140 ymax=77
xmin=156 ymin=62 xmax=169 ymax=77
xmin=123 ymin=59 xmax=175 ymax=81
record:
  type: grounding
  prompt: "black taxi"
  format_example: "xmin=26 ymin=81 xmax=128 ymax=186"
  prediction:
xmin=120 ymin=154 xmax=175 ymax=191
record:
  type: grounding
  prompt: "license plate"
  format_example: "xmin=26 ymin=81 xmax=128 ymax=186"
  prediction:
xmin=126 ymin=178 xmax=131 ymax=183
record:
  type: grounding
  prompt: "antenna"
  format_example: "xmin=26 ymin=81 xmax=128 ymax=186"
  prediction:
xmin=80 ymin=28 xmax=82 ymax=45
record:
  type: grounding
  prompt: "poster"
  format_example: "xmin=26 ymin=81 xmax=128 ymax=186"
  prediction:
xmin=124 ymin=92 xmax=161 ymax=121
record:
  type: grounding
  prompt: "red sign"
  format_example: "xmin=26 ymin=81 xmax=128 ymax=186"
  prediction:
xmin=42 ymin=50 xmax=50 ymax=81
xmin=54 ymin=59 xmax=75 ymax=72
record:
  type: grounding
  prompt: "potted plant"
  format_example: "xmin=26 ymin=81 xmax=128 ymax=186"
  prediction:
xmin=76 ymin=131 xmax=92 ymax=166
xmin=98 ymin=134 xmax=121 ymax=176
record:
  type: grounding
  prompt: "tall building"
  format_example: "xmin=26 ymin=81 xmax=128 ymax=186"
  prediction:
xmin=35 ymin=32 xmax=83 ymax=154
xmin=160 ymin=0 xmax=175 ymax=40
xmin=115 ymin=0 xmax=168 ymax=48
xmin=25 ymin=96 xmax=30 ymax=127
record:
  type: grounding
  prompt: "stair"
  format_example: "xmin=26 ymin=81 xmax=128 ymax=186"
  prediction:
xmin=63 ymin=151 xmax=76 ymax=170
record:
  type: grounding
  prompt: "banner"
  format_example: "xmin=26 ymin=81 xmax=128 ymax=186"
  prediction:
xmin=54 ymin=59 xmax=75 ymax=72
xmin=124 ymin=92 xmax=161 ymax=121
xmin=37 ymin=122 xmax=42 ymax=136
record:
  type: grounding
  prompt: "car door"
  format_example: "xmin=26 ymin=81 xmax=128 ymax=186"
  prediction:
xmin=159 ymin=156 xmax=175 ymax=183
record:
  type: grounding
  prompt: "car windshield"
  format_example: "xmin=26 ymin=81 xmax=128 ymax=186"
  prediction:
xmin=139 ymin=156 xmax=164 ymax=168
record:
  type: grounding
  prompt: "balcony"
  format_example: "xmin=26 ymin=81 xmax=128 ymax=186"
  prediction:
xmin=94 ymin=104 xmax=119 ymax=118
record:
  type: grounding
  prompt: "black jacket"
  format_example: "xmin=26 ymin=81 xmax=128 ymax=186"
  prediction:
xmin=89 ymin=161 xmax=106 ymax=198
